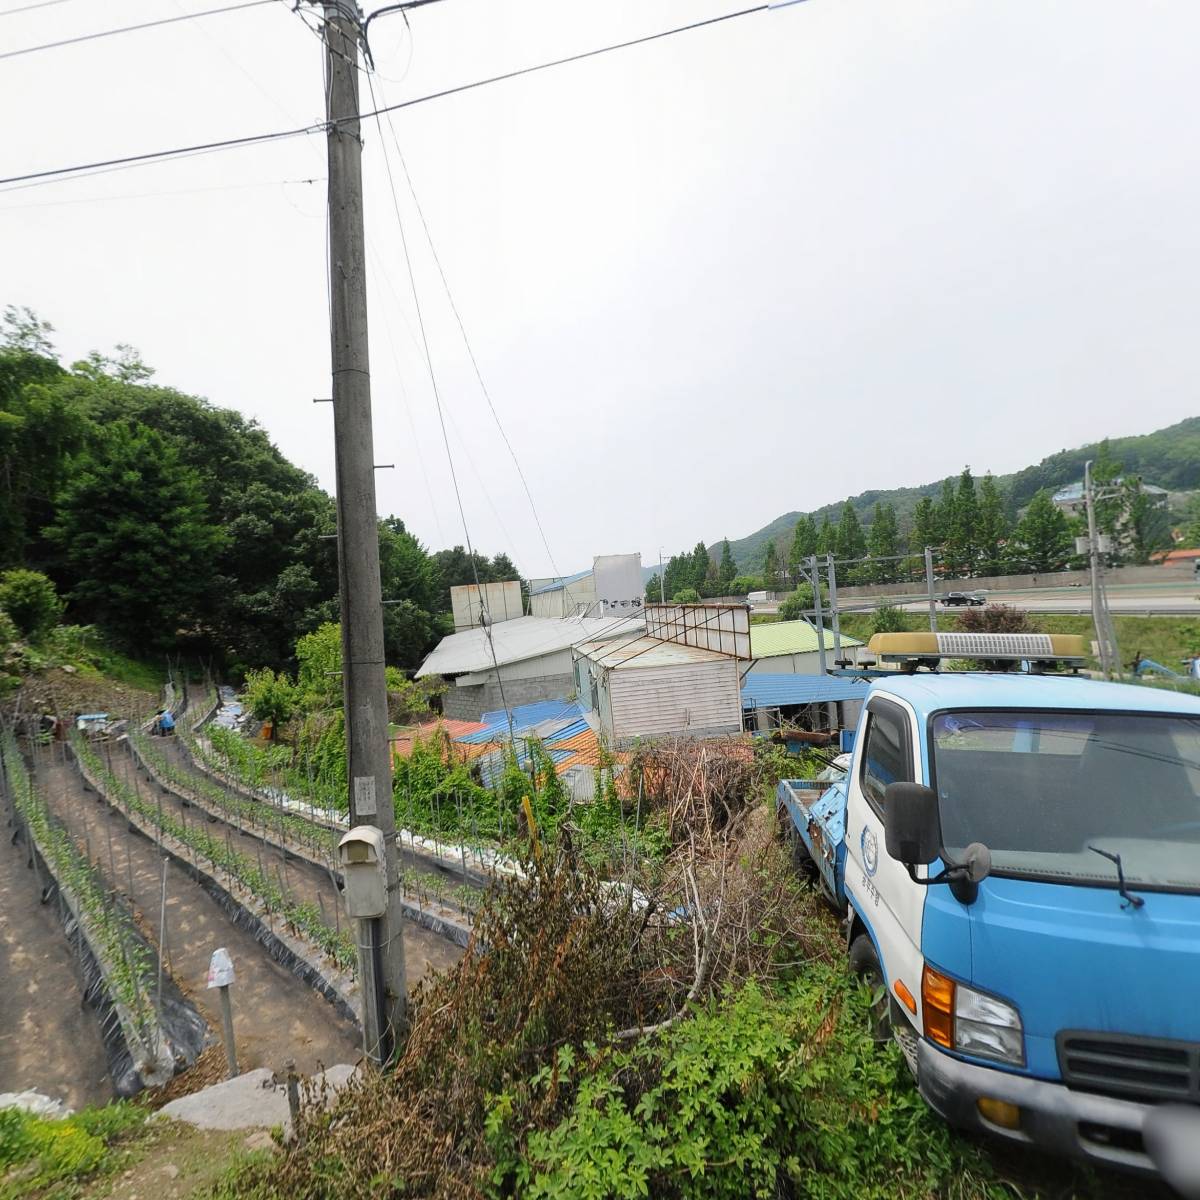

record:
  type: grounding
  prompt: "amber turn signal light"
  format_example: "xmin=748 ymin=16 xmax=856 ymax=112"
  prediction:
xmin=922 ymin=964 xmax=954 ymax=1049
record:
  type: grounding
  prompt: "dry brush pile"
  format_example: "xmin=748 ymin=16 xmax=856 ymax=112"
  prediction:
xmin=233 ymin=767 xmax=821 ymax=1198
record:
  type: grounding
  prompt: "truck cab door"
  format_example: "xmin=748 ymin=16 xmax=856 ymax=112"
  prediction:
xmin=844 ymin=694 xmax=928 ymax=1021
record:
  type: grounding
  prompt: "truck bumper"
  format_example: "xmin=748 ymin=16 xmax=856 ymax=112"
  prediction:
xmin=917 ymin=1040 xmax=1162 ymax=1177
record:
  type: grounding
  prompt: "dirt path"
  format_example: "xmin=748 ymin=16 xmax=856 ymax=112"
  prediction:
xmin=33 ymin=747 xmax=363 ymax=1078
xmin=151 ymin=736 xmax=463 ymax=981
xmin=0 ymin=796 xmax=112 ymax=1110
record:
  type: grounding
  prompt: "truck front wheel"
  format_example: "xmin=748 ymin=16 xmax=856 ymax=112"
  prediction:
xmin=849 ymin=934 xmax=890 ymax=1043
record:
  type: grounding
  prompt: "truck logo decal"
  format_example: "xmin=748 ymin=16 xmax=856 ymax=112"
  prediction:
xmin=860 ymin=825 xmax=879 ymax=877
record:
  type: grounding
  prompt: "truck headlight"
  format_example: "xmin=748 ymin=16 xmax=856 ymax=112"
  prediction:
xmin=923 ymin=965 xmax=1025 ymax=1067
xmin=954 ymin=985 xmax=1024 ymax=1066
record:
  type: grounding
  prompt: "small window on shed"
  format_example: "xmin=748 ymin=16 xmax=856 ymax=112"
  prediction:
xmin=860 ymin=702 xmax=912 ymax=812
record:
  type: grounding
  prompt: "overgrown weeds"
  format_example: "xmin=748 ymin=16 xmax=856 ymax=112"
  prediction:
xmin=0 ymin=1101 xmax=145 ymax=1199
xmin=217 ymin=807 xmax=1009 ymax=1200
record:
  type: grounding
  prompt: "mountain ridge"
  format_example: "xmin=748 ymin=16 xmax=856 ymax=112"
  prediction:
xmin=715 ymin=415 xmax=1200 ymax=571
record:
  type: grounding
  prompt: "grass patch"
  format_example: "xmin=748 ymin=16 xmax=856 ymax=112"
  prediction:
xmin=0 ymin=1101 xmax=145 ymax=1199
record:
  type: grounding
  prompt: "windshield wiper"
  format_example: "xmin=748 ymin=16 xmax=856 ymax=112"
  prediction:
xmin=1088 ymin=846 xmax=1145 ymax=909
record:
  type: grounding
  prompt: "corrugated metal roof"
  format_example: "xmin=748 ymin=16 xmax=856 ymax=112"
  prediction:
xmin=575 ymin=636 xmax=734 ymax=670
xmin=530 ymin=568 xmax=592 ymax=596
xmin=740 ymin=673 xmax=869 ymax=709
xmin=416 ymin=615 xmax=643 ymax=677
xmin=455 ymin=699 xmax=586 ymax=744
xmin=750 ymin=620 xmax=863 ymax=659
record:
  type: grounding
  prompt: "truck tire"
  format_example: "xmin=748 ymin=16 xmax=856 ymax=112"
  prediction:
xmin=849 ymin=934 xmax=890 ymax=1043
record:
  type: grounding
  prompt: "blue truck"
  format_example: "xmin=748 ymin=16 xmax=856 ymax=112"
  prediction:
xmin=777 ymin=632 xmax=1200 ymax=1189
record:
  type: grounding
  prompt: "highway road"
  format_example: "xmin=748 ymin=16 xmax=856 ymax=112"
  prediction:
xmin=837 ymin=583 xmax=1200 ymax=617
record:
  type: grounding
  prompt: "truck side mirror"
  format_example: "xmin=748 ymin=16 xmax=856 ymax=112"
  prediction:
xmin=884 ymin=782 xmax=941 ymax=865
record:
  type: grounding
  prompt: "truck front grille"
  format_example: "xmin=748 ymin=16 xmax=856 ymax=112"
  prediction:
xmin=1057 ymin=1031 xmax=1200 ymax=1104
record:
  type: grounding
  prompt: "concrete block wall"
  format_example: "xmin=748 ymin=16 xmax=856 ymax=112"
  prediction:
xmin=441 ymin=674 xmax=576 ymax=722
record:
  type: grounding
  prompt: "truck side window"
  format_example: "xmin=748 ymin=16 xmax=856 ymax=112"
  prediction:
xmin=860 ymin=701 xmax=912 ymax=814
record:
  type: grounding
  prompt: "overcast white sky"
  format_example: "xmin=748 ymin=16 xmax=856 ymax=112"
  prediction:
xmin=2 ymin=0 xmax=1198 ymax=577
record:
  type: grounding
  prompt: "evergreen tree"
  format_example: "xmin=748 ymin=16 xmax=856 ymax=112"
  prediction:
xmin=718 ymin=539 xmax=737 ymax=589
xmin=44 ymin=422 xmax=223 ymax=649
xmin=867 ymin=502 xmax=900 ymax=583
xmin=1181 ymin=496 xmax=1200 ymax=549
xmin=788 ymin=515 xmax=818 ymax=573
xmin=1122 ymin=480 xmax=1171 ymax=564
xmin=909 ymin=496 xmax=938 ymax=553
xmin=690 ymin=541 xmax=711 ymax=591
xmin=934 ymin=479 xmax=956 ymax=550
xmin=946 ymin=467 xmax=978 ymax=576
xmin=976 ymin=473 xmax=1010 ymax=577
xmin=762 ymin=540 xmax=781 ymax=591
xmin=835 ymin=502 xmax=867 ymax=563
xmin=816 ymin=515 xmax=837 ymax=557
xmin=1014 ymin=489 xmax=1071 ymax=572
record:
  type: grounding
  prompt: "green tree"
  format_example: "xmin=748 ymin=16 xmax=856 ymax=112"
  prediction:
xmin=644 ymin=573 xmax=662 ymax=603
xmin=788 ymin=516 xmax=818 ymax=574
xmin=672 ymin=587 xmax=700 ymax=603
xmin=934 ymin=479 xmax=957 ymax=551
xmin=1014 ymin=490 xmax=1071 ymax=573
xmin=1122 ymin=481 xmax=1171 ymax=564
xmin=718 ymin=539 xmax=737 ymax=590
xmin=0 ymin=568 xmax=62 ymax=639
xmin=729 ymin=574 xmax=762 ymax=595
xmin=1 ymin=306 xmax=56 ymax=356
xmin=871 ymin=604 xmax=907 ymax=634
xmin=945 ymin=467 xmax=978 ymax=576
xmin=762 ymin=540 xmax=781 ymax=591
xmin=816 ymin=514 xmax=837 ymax=557
xmin=778 ymin=581 xmax=826 ymax=620
xmin=835 ymin=502 xmax=866 ymax=563
xmin=243 ymin=667 xmax=299 ymax=739
xmin=909 ymin=496 xmax=939 ymax=553
xmin=976 ymin=474 xmax=1010 ymax=577
xmin=1180 ymin=495 xmax=1200 ymax=548
xmin=43 ymin=423 xmax=223 ymax=649
xmin=866 ymin=503 xmax=900 ymax=583
xmin=689 ymin=541 xmax=711 ymax=592
xmin=296 ymin=621 xmax=343 ymax=706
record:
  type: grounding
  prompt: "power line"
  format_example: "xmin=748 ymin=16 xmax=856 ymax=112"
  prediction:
xmin=356 ymin=5 xmax=769 ymax=122
xmin=0 ymin=5 xmax=769 ymax=190
xmin=0 ymin=0 xmax=79 ymax=16
xmin=365 ymin=70 xmax=514 ymax=742
xmin=1 ymin=0 xmax=277 ymax=61
xmin=372 ymin=82 xmax=565 ymax=585
xmin=0 ymin=176 xmax=322 ymax=212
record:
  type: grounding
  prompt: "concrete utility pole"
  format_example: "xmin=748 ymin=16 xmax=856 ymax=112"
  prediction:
xmin=1084 ymin=460 xmax=1121 ymax=677
xmin=807 ymin=555 xmax=828 ymax=676
xmin=924 ymin=546 xmax=939 ymax=632
xmin=319 ymin=0 xmax=407 ymax=1062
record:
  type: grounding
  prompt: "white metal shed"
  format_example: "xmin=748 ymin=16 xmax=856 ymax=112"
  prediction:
xmin=573 ymin=636 xmax=743 ymax=743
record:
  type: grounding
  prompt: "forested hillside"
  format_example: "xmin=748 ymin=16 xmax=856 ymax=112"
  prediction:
xmin=0 ymin=306 xmax=514 ymax=673
xmin=721 ymin=416 xmax=1200 ymax=571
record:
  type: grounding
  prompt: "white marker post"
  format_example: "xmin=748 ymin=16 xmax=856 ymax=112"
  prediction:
xmin=207 ymin=947 xmax=238 ymax=1078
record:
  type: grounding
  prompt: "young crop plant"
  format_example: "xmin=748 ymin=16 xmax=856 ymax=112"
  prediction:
xmin=72 ymin=733 xmax=356 ymax=974
xmin=1 ymin=732 xmax=157 ymax=1042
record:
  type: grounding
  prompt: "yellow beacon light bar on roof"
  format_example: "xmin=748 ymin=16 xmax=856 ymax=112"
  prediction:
xmin=867 ymin=632 xmax=1086 ymax=665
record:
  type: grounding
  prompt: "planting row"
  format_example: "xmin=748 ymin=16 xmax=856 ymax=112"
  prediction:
xmin=1 ymin=733 xmax=157 ymax=1039
xmin=70 ymin=732 xmax=358 ymax=974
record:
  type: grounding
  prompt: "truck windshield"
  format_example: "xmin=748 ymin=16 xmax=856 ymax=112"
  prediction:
xmin=931 ymin=710 xmax=1200 ymax=890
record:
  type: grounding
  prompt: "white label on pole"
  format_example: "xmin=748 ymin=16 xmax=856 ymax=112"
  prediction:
xmin=354 ymin=776 xmax=377 ymax=817
xmin=207 ymin=947 xmax=235 ymax=989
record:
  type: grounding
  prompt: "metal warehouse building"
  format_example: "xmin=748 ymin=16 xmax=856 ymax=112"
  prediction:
xmin=416 ymin=615 xmax=643 ymax=720
xmin=573 ymin=605 xmax=749 ymax=743
xmin=747 ymin=619 xmax=864 ymax=674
